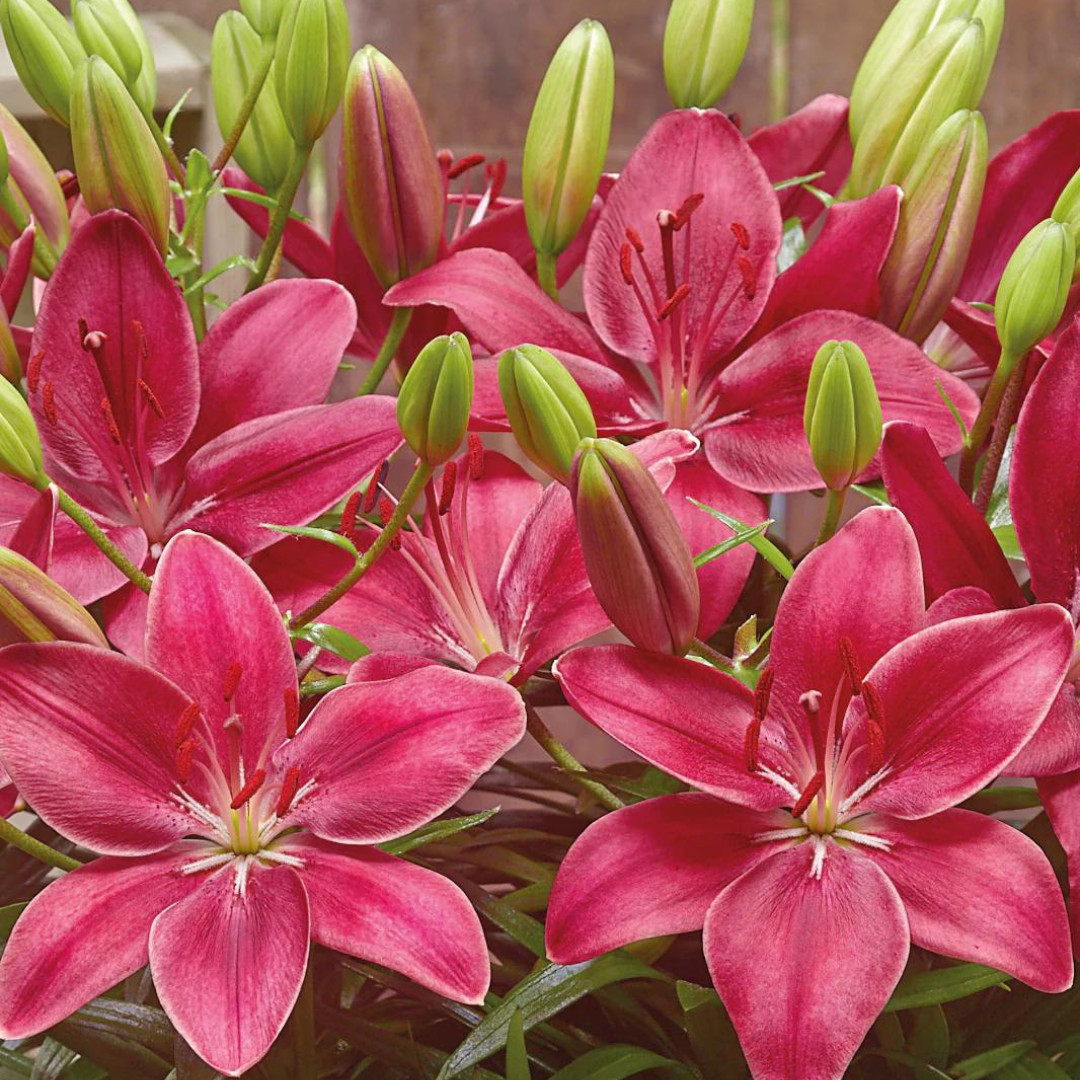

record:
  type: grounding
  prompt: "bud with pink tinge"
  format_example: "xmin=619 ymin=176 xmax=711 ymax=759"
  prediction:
xmin=570 ymin=437 xmax=700 ymax=656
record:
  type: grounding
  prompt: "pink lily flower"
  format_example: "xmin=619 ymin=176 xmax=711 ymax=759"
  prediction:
xmin=6 ymin=210 xmax=402 ymax=655
xmin=0 ymin=763 xmax=15 ymax=818
xmin=386 ymin=108 xmax=977 ymax=494
xmin=0 ymin=531 xmax=525 ymax=1076
xmin=547 ymin=507 xmax=1074 ymax=1080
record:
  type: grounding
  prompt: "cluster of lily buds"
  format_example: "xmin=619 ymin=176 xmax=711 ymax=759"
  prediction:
xmin=662 ymin=0 xmax=755 ymax=108
xmin=239 ymin=0 xmax=288 ymax=38
xmin=71 ymin=0 xmax=156 ymax=114
xmin=0 ymin=546 xmax=106 ymax=647
xmin=0 ymin=375 xmax=45 ymax=487
xmin=0 ymin=0 xmax=85 ymax=124
xmin=396 ymin=332 xmax=474 ymax=466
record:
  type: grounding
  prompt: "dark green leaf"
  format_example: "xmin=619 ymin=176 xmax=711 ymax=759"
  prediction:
xmin=907 ymin=1006 xmax=949 ymax=1069
xmin=505 ymin=1009 xmax=530 ymax=1080
xmin=50 ymin=1019 xmax=171 ymax=1080
xmin=380 ymin=809 xmax=498 ymax=855
xmin=0 ymin=1046 xmax=32 ymax=1076
xmin=0 ymin=900 xmax=26 ymax=942
xmin=960 ymin=786 xmax=1041 ymax=815
xmin=70 ymin=999 xmax=176 ymax=1056
xmin=677 ymin=981 xmax=747 ymax=1080
xmin=31 ymin=1039 xmax=78 ymax=1080
xmin=884 ymin=964 xmax=1010 ymax=1012
xmin=548 ymin=1046 xmax=685 ymax=1080
xmin=860 ymin=1049 xmax=950 ymax=1078
xmin=949 ymin=1041 xmax=1037 ymax=1079
xmin=990 ymin=1051 xmax=1072 ymax=1079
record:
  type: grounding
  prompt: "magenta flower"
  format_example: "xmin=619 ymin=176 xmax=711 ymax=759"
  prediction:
xmin=0 ymin=531 xmax=524 ymax=1076
xmin=8 ymin=210 xmax=402 ymax=654
xmin=547 ymin=507 xmax=1073 ymax=1080
xmin=0 ymin=762 xmax=15 ymax=818
xmin=386 ymin=108 xmax=977 ymax=494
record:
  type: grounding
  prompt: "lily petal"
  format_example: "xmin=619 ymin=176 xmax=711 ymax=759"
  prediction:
xmin=1038 ymin=770 xmax=1080 ymax=956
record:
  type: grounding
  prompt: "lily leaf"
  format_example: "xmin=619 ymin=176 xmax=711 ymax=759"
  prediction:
xmin=291 ymin=622 xmax=369 ymax=662
xmin=989 ymin=1051 xmax=1072 ymax=1079
xmin=778 ymin=217 xmax=806 ymax=273
xmin=773 ymin=170 xmax=827 ymax=192
xmin=677 ymin=981 xmax=747 ymax=1080
xmin=694 ymin=519 xmax=775 ymax=568
xmin=380 ymin=809 xmax=498 ymax=855
xmin=960 ymin=786 xmax=1041 ymax=815
xmin=949 ymin=1041 xmax=1038 ymax=1079
xmin=548 ymin=1046 xmax=686 ymax=1080
xmin=884 ymin=963 xmax=1010 ymax=1012
xmin=263 ymin=523 xmax=360 ymax=560
xmin=689 ymin=500 xmax=794 ymax=580
xmin=907 ymin=1005 xmax=949 ymax=1070
xmin=860 ymin=1049 xmax=951 ymax=1078
xmin=853 ymin=481 xmax=890 ymax=506
xmin=505 ymin=1009 xmax=530 ymax=1080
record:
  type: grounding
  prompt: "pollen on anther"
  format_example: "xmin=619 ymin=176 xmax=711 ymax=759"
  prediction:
xmin=737 ymin=256 xmax=757 ymax=301
xmin=486 ymin=158 xmax=508 ymax=202
xmin=862 ymin=680 xmax=885 ymax=733
xmin=230 ymin=768 xmax=266 ymax=810
xmin=27 ymin=351 xmax=44 ymax=393
xmin=132 ymin=319 xmax=149 ymax=361
xmin=175 ymin=737 xmax=197 ymax=783
xmin=362 ymin=460 xmax=388 ymax=514
xmin=283 ymin=687 xmax=300 ymax=739
xmin=657 ymin=283 xmax=691 ymax=321
xmin=866 ymin=719 xmax=886 ymax=773
xmin=838 ymin=637 xmax=863 ymax=694
xmin=173 ymin=702 xmax=201 ymax=749
xmin=753 ymin=666 xmax=775 ymax=722
xmin=275 ymin=765 xmax=302 ymax=817
xmin=730 ymin=222 xmax=751 ymax=251
xmin=468 ymin=433 xmax=485 ymax=479
xmin=792 ymin=770 xmax=825 ymax=817
xmin=674 ymin=192 xmax=704 ymax=229
xmin=447 ymin=152 xmax=485 ymax=179
xmin=339 ymin=491 xmax=361 ymax=537
xmin=378 ymin=496 xmax=401 ymax=550
xmin=223 ymin=661 xmax=243 ymax=703
xmin=100 ymin=398 xmax=122 ymax=444
xmin=42 ymin=382 xmax=57 ymax=426
xmin=438 ymin=461 xmax=458 ymax=515
xmin=138 ymin=379 xmax=166 ymax=419
xmin=619 ymin=243 xmax=634 ymax=286
xmin=625 ymin=226 xmax=645 ymax=254
xmin=744 ymin=717 xmax=762 ymax=772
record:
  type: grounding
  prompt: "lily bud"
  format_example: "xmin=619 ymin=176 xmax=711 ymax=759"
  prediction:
xmin=663 ymin=0 xmax=754 ymax=108
xmin=70 ymin=56 xmax=171 ymax=254
xmin=848 ymin=16 xmax=986 ymax=198
xmin=804 ymin=340 xmax=883 ymax=491
xmin=241 ymin=0 xmax=289 ymax=38
xmin=0 ymin=308 xmax=20 ymax=384
xmin=212 ymin=12 xmax=291 ymax=193
xmin=850 ymin=0 xmax=1002 ymax=142
xmin=273 ymin=0 xmax=351 ymax=149
xmin=1052 ymin=169 xmax=1080 ymax=280
xmin=498 ymin=345 xmax=597 ymax=484
xmin=0 ymin=0 xmax=87 ymax=125
xmin=0 ymin=376 xmax=45 ymax=486
xmin=396 ymin=332 xmax=474 ymax=466
xmin=339 ymin=45 xmax=443 ymax=288
xmin=0 ymin=546 xmax=107 ymax=646
xmin=880 ymin=109 xmax=988 ymax=343
xmin=995 ymin=219 xmax=1075 ymax=363
xmin=523 ymin=19 xmax=614 ymax=259
xmin=71 ymin=0 xmax=155 ymax=114
xmin=570 ymin=437 xmax=700 ymax=656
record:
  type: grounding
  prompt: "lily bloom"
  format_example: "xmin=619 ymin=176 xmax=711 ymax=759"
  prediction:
xmin=387 ymin=108 xmax=977 ymax=494
xmin=0 ymin=763 xmax=14 ymax=818
xmin=9 ymin=210 xmax=402 ymax=655
xmin=0 ymin=531 xmax=525 ymax=1076
xmin=548 ymin=507 xmax=1073 ymax=1080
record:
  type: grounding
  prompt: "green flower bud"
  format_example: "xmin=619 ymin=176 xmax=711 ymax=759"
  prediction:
xmin=995 ymin=219 xmax=1075 ymax=362
xmin=0 ymin=545 xmax=108 ymax=646
xmin=212 ymin=12 xmax=291 ymax=192
xmin=0 ymin=127 xmax=8 ymax=188
xmin=396 ymin=332 xmax=474 ymax=466
xmin=663 ymin=0 xmax=754 ymax=109
xmin=0 ymin=0 xmax=87 ymax=125
xmin=0 ymin=376 xmax=45 ymax=486
xmin=1052 ymin=168 xmax=1080 ymax=281
xmin=498 ymin=344 xmax=597 ymax=484
xmin=848 ymin=16 xmax=986 ymax=198
xmin=880 ymin=109 xmax=988 ymax=343
xmin=71 ymin=0 xmax=155 ymax=114
xmin=273 ymin=0 xmax=351 ymax=150
xmin=70 ymin=56 xmax=171 ymax=254
xmin=0 ymin=307 xmax=20 ymax=385
xmin=570 ymin=437 xmax=700 ymax=657
xmin=241 ymin=0 xmax=289 ymax=38
xmin=523 ymin=19 xmax=614 ymax=259
xmin=850 ymin=0 xmax=1002 ymax=143
xmin=804 ymin=340 xmax=883 ymax=491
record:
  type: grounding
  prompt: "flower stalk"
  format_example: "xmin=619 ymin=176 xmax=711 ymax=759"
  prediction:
xmin=245 ymin=144 xmax=309 ymax=291
xmin=54 ymin=486 xmax=153 ymax=594
xmin=358 ymin=307 xmax=414 ymax=396
xmin=0 ymin=815 xmax=80 ymax=872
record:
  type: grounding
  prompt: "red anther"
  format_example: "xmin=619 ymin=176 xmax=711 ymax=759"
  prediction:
xmin=283 ymin=687 xmax=300 ymax=739
xmin=862 ymin=680 xmax=885 ymax=733
xmin=132 ymin=319 xmax=149 ymax=361
xmin=26 ymin=351 xmax=44 ymax=394
xmin=792 ymin=770 xmax=825 ymax=817
xmin=730 ymin=222 xmax=751 ymax=251
xmin=744 ymin=717 xmax=762 ymax=772
xmin=175 ymin=737 xmax=197 ymax=783
xmin=625 ymin=226 xmax=645 ymax=253
xmin=362 ymin=461 xmax=386 ymax=513
xmin=438 ymin=460 xmax=458 ymax=515
xmin=487 ymin=158 xmax=507 ymax=202
xmin=378 ymin=495 xmax=394 ymax=527
xmin=447 ymin=152 xmax=485 ymax=179
xmin=619 ymin=243 xmax=634 ymax=286
xmin=674 ymin=192 xmax=705 ymax=229
xmin=753 ymin=666 xmax=775 ymax=722
xmin=866 ymin=719 xmax=886 ymax=773
xmin=838 ymin=637 xmax=863 ymax=695
xmin=138 ymin=379 xmax=165 ymax=420
xmin=468 ymin=433 xmax=485 ymax=479
xmin=223 ymin=661 xmax=243 ymax=703
xmin=100 ymin=397 xmax=122 ymax=444
xmin=339 ymin=490 xmax=361 ymax=537
xmin=229 ymin=768 xmax=266 ymax=810
xmin=657 ymin=283 xmax=691 ymax=321
xmin=737 ymin=256 xmax=757 ymax=301
xmin=275 ymin=765 xmax=302 ymax=817
xmin=173 ymin=702 xmax=201 ymax=749
xmin=42 ymin=382 xmax=57 ymax=426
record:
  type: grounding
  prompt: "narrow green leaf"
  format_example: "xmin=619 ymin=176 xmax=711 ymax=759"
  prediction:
xmin=935 ymin=380 xmax=969 ymax=440
xmin=262 ymin=523 xmax=360 ymax=559
xmin=162 ymin=89 xmax=192 ymax=141
xmin=548 ymin=1045 xmax=684 ymax=1080
xmin=907 ymin=1005 xmax=949 ymax=1069
xmin=990 ymin=1051 xmax=1072 ymax=1079
xmin=505 ymin=1010 xmax=530 ymax=1080
xmin=773 ymin=170 xmax=827 ymax=192
xmin=853 ymin=481 xmax=891 ymax=506
xmin=689 ymin=499 xmax=794 ymax=580
xmin=884 ymin=963 xmax=1010 ymax=1012
xmin=291 ymin=622 xmax=370 ymax=662
xmin=961 ymin=786 xmax=1042 ymax=815
xmin=217 ymin=187 xmax=312 ymax=222
xmin=993 ymin=524 xmax=1023 ymax=561
xmin=380 ymin=809 xmax=498 ymax=856
xmin=985 ymin=430 xmax=1016 ymax=531
xmin=183 ymin=254 xmax=258 ymax=295
xmin=30 ymin=1038 xmax=78 ymax=1080
xmin=0 ymin=901 xmax=27 ymax=943
xmin=0 ymin=1046 xmax=32 ymax=1076
xmin=694 ymin=520 xmax=774 ymax=568
xmin=677 ymin=981 xmax=747 ymax=1080
xmin=949 ymin=1041 xmax=1037 ymax=1079
xmin=860 ymin=1049 xmax=951 ymax=1078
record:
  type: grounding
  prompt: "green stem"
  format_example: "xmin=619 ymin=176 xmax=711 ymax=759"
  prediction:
xmin=299 ymin=675 xmax=346 ymax=699
xmin=356 ymin=307 xmax=413 ymax=395
xmin=769 ymin=0 xmax=791 ymax=124
xmin=0 ymin=816 xmax=81 ymax=872
xmin=958 ymin=347 xmax=1017 ymax=495
xmin=525 ymin=704 xmax=624 ymax=812
xmin=147 ymin=116 xmax=186 ymax=187
xmin=54 ymin=486 xmax=153 ymax=594
xmin=974 ymin=351 xmax=1029 ymax=515
xmin=536 ymin=249 xmax=559 ymax=302
xmin=690 ymin=636 xmax=736 ymax=673
xmin=289 ymin=462 xmax=432 ymax=630
xmin=246 ymin=146 xmax=310 ymax=293
xmin=211 ymin=40 xmax=275 ymax=175
xmin=815 ymin=486 xmax=847 ymax=547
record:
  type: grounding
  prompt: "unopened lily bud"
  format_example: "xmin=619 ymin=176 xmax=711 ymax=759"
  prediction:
xmin=804 ymin=340 xmax=883 ymax=491
xmin=663 ymin=0 xmax=754 ymax=108
xmin=241 ymin=0 xmax=289 ymax=38
xmin=498 ymin=345 xmax=597 ymax=484
xmin=848 ymin=16 xmax=986 ymax=198
xmin=70 ymin=56 xmax=170 ymax=254
xmin=72 ymin=0 xmax=154 ymax=114
xmin=0 ymin=0 xmax=87 ymax=125
xmin=0 ymin=546 xmax=107 ymax=646
xmin=0 ymin=376 xmax=45 ymax=486
xmin=523 ymin=19 xmax=614 ymax=259
xmin=273 ymin=0 xmax=350 ymax=149
xmin=850 ymin=0 xmax=1002 ymax=142
xmin=397 ymin=332 xmax=474 ymax=466
xmin=340 ymin=45 xmax=443 ymax=288
xmin=1052 ymin=169 xmax=1080 ymax=280
xmin=880 ymin=109 xmax=987 ymax=342
xmin=0 ymin=308 xmax=20 ymax=384
xmin=0 ymin=128 xmax=7 ymax=187
xmin=212 ymin=12 xmax=291 ymax=193
xmin=570 ymin=438 xmax=700 ymax=656
xmin=995 ymin=219 xmax=1075 ymax=363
